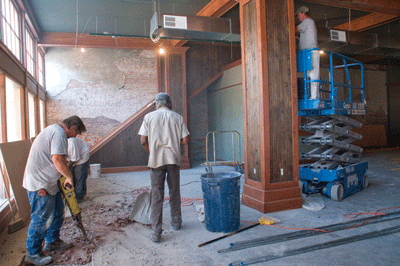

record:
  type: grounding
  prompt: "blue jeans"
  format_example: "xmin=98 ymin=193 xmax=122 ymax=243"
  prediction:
xmin=26 ymin=190 xmax=64 ymax=254
xmin=70 ymin=160 xmax=89 ymax=200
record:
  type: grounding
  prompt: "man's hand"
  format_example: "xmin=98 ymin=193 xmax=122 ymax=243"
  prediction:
xmin=181 ymin=136 xmax=189 ymax=145
xmin=63 ymin=176 xmax=74 ymax=189
xmin=52 ymin=154 xmax=74 ymax=188
xmin=140 ymin=135 xmax=150 ymax=153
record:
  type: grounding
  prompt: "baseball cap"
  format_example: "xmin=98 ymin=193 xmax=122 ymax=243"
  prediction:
xmin=155 ymin=92 xmax=171 ymax=102
xmin=296 ymin=6 xmax=309 ymax=14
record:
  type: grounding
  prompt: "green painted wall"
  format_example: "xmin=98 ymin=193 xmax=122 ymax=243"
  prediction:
xmin=207 ymin=65 xmax=244 ymax=164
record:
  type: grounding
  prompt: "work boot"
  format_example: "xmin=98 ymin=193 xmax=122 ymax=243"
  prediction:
xmin=43 ymin=239 xmax=73 ymax=252
xmin=171 ymin=217 xmax=182 ymax=230
xmin=25 ymin=253 xmax=53 ymax=265
xmin=150 ymin=232 xmax=161 ymax=243
xmin=171 ymin=222 xmax=181 ymax=230
xmin=76 ymin=198 xmax=84 ymax=203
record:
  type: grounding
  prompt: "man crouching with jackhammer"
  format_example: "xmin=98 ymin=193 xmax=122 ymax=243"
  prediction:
xmin=23 ymin=115 xmax=86 ymax=265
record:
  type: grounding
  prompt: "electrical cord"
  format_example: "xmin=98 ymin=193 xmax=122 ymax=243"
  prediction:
xmin=343 ymin=206 xmax=400 ymax=229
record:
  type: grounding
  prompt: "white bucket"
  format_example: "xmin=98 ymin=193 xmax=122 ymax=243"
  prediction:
xmin=90 ymin=164 xmax=101 ymax=178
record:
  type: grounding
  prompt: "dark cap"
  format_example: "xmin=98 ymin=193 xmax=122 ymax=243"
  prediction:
xmin=155 ymin=92 xmax=171 ymax=102
xmin=296 ymin=6 xmax=309 ymax=14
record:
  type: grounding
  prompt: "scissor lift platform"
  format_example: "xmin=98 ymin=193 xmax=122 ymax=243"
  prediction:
xmin=297 ymin=49 xmax=368 ymax=201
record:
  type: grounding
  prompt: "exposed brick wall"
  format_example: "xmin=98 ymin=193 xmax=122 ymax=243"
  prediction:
xmin=45 ymin=48 xmax=157 ymax=146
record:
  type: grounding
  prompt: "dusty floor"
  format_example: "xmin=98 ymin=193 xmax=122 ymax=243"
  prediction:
xmin=1 ymin=148 xmax=400 ymax=265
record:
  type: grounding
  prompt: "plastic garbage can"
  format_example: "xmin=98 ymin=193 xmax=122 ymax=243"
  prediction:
xmin=201 ymin=172 xmax=241 ymax=233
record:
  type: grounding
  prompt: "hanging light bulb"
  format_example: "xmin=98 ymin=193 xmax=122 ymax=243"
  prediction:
xmin=80 ymin=48 xmax=86 ymax=53
xmin=159 ymin=47 xmax=166 ymax=55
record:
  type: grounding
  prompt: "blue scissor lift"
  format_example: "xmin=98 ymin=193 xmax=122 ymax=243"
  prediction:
xmin=297 ymin=48 xmax=369 ymax=201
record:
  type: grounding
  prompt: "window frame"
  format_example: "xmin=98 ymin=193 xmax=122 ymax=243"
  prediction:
xmin=1 ymin=0 xmax=22 ymax=60
xmin=25 ymin=26 xmax=35 ymax=77
xmin=0 ymin=0 xmax=47 ymax=233
xmin=27 ymin=91 xmax=36 ymax=138
xmin=37 ymin=50 xmax=45 ymax=87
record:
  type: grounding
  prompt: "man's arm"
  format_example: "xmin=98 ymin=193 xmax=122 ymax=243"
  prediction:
xmin=52 ymin=154 xmax=74 ymax=187
xmin=181 ymin=136 xmax=189 ymax=145
xmin=140 ymin=135 xmax=150 ymax=153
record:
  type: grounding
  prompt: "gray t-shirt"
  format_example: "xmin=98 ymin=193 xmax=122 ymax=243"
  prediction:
xmin=298 ymin=17 xmax=318 ymax=50
xmin=23 ymin=124 xmax=68 ymax=195
xmin=138 ymin=107 xmax=190 ymax=169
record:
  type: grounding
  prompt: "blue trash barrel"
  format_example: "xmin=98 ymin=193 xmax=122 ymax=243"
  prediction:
xmin=201 ymin=172 xmax=241 ymax=233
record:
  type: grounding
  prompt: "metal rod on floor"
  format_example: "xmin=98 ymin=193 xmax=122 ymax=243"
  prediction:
xmin=219 ymin=211 xmax=400 ymax=253
xmin=229 ymin=225 xmax=400 ymax=266
xmin=198 ymin=223 xmax=259 ymax=247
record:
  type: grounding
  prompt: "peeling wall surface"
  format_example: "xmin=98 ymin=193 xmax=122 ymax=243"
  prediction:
xmin=45 ymin=48 xmax=158 ymax=146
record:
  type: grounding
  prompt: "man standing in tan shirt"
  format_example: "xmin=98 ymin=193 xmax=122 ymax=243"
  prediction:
xmin=138 ymin=92 xmax=190 ymax=243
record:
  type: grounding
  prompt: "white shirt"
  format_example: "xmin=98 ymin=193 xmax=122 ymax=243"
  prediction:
xmin=138 ymin=107 xmax=190 ymax=168
xmin=298 ymin=17 xmax=318 ymax=50
xmin=67 ymin=138 xmax=90 ymax=166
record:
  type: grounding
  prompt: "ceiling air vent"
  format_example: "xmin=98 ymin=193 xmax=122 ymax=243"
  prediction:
xmin=163 ymin=15 xmax=187 ymax=29
xmin=330 ymin=30 xmax=347 ymax=42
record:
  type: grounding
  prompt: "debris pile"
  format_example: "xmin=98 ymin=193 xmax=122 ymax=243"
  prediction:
xmin=49 ymin=187 xmax=151 ymax=265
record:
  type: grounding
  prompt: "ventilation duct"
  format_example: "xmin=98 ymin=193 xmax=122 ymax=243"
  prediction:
xmin=150 ymin=12 xmax=240 ymax=43
xmin=317 ymin=27 xmax=400 ymax=58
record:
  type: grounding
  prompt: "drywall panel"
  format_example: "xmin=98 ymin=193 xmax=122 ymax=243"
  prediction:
xmin=0 ymin=139 xmax=32 ymax=221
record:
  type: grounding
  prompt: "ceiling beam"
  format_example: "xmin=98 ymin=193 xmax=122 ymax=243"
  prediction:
xmin=301 ymin=0 xmax=400 ymax=15
xmin=335 ymin=13 xmax=400 ymax=31
xmin=197 ymin=0 xmax=238 ymax=17
xmin=38 ymin=32 xmax=174 ymax=49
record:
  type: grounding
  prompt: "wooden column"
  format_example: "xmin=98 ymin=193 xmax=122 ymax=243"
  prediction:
xmin=239 ymin=0 xmax=302 ymax=213
xmin=158 ymin=47 xmax=191 ymax=169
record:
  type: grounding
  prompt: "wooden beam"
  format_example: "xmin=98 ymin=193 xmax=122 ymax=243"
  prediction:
xmin=335 ymin=13 xmax=400 ymax=31
xmin=0 ymin=74 xmax=6 ymax=142
xmin=197 ymin=0 xmax=238 ymax=17
xmin=39 ymin=32 xmax=173 ymax=49
xmin=90 ymin=100 xmax=154 ymax=156
xmin=301 ymin=0 xmax=400 ymax=15
xmin=189 ymin=71 xmax=223 ymax=100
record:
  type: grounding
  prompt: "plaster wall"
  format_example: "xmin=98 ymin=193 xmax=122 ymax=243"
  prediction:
xmin=45 ymin=48 xmax=158 ymax=146
xmin=207 ymin=64 xmax=244 ymax=163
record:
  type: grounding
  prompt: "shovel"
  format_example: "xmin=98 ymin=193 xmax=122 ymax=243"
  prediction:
xmin=129 ymin=191 xmax=152 ymax=225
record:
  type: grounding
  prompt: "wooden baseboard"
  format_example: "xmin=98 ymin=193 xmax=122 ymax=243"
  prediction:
xmin=242 ymin=184 xmax=302 ymax=213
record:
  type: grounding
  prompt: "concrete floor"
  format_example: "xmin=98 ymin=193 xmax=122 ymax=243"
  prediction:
xmin=1 ymin=148 xmax=400 ymax=265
